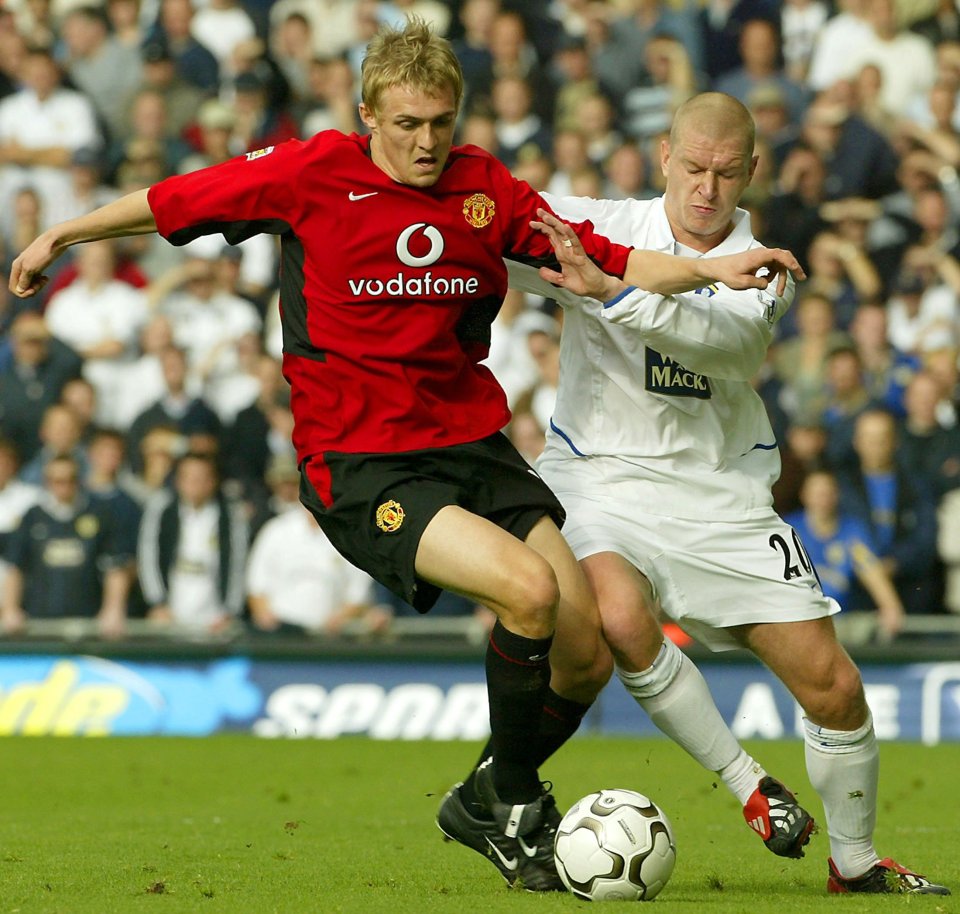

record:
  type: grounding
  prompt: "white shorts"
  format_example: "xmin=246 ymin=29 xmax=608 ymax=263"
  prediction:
xmin=538 ymin=452 xmax=840 ymax=651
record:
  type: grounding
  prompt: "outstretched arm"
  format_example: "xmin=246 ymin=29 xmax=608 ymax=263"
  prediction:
xmin=9 ymin=189 xmax=157 ymax=298
xmin=531 ymin=208 xmax=804 ymax=298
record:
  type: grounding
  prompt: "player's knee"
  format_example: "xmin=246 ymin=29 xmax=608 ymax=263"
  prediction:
xmin=802 ymin=659 xmax=867 ymax=727
xmin=555 ymin=635 xmax=613 ymax=701
xmin=500 ymin=555 xmax=560 ymax=636
xmin=601 ymin=599 xmax=662 ymax=670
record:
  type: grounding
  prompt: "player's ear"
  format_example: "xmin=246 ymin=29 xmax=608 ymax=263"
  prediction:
xmin=660 ymin=138 xmax=670 ymax=178
xmin=358 ymin=103 xmax=377 ymax=132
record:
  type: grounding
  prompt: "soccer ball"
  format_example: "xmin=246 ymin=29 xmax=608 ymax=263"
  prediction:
xmin=554 ymin=789 xmax=677 ymax=901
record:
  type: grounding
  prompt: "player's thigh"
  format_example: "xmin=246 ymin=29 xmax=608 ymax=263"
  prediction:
xmin=416 ymin=504 xmax=558 ymax=637
xmin=730 ymin=616 xmax=868 ymax=728
xmin=524 ymin=515 xmax=612 ymax=697
xmin=581 ymin=551 xmax=662 ymax=672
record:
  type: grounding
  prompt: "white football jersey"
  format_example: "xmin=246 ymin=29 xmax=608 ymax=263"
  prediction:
xmin=506 ymin=194 xmax=794 ymax=522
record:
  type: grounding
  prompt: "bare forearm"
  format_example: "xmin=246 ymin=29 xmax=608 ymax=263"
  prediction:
xmin=48 ymin=189 xmax=157 ymax=248
xmin=623 ymin=249 xmax=712 ymax=295
xmin=10 ymin=189 xmax=157 ymax=298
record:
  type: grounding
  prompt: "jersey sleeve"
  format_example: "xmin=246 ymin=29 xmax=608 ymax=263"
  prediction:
xmin=600 ymin=264 xmax=795 ymax=381
xmin=502 ymin=174 xmax=632 ymax=279
xmin=148 ymin=140 xmax=307 ymax=246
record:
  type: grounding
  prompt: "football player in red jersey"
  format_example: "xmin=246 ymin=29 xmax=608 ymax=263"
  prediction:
xmin=9 ymin=18 xmax=803 ymax=892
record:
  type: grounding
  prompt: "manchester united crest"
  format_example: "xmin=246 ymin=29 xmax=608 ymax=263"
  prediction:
xmin=375 ymin=500 xmax=405 ymax=533
xmin=463 ymin=193 xmax=495 ymax=228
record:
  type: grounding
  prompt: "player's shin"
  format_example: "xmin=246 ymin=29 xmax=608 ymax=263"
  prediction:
xmin=803 ymin=712 xmax=880 ymax=878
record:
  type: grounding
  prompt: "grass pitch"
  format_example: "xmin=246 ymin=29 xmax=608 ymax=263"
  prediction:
xmin=1 ymin=736 xmax=957 ymax=914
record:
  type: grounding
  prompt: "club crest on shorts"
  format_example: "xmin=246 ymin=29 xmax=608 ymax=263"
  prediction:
xmin=375 ymin=499 xmax=405 ymax=533
xmin=462 ymin=193 xmax=495 ymax=228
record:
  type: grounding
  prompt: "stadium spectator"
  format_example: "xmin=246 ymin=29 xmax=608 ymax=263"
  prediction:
xmin=799 ymin=95 xmax=900 ymax=200
xmin=785 ymin=468 xmax=904 ymax=636
xmin=0 ymin=312 xmax=82 ymax=463
xmin=780 ymin=0 xmax=829 ymax=83
xmin=848 ymin=302 xmax=921 ymax=417
xmin=837 ymin=407 xmax=942 ymax=616
xmin=107 ymin=89 xmax=193 ymax=183
xmin=490 ymin=74 xmax=551 ymax=170
xmin=885 ymin=249 xmax=960 ymax=355
xmin=713 ymin=18 xmax=809 ymax=122
xmin=601 ymin=141 xmax=655 ymax=202
xmin=60 ymin=5 xmax=143 ymax=142
xmin=2 ymin=453 xmax=129 ymax=638
xmin=0 ymin=45 xmax=102 ymax=231
xmin=772 ymin=291 xmax=850 ymax=420
xmin=178 ymin=100 xmax=239 ymax=174
xmin=44 ymin=239 xmax=149 ymax=423
xmin=820 ymin=343 xmax=884 ymax=470
xmin=594 ymin=0 xmax=702 ymax=97
xmin=230 ymin=70 xmax=299 ymax=154
xmin=151 ymin=250 xmax=262 ymax=390
xmin=898 ymin=368 xmax=960 ymax=495
xmin=575 ymin=92 xmax=622 ymax=166
xmin=0 ymin=438 xmax=39 ymax=602
xmin=243 ymin=449 xmax=301 ymax=538
xmin=450 ymin=0 xmax=497 ymax=114
xmin=105 ymin=0 xmax=144 ymax=50
xmin=806 ymin=0 xmax=875 ymax=92
xmin=842 ymin=0 xmax=937 ymax=120
xmin=146 ymin=0 xmax=220 ymax=93
xmin=545 ymin=128 xmax=589 ymax=197
xmin=485 ymin=10 xmax=555 ymax=122
xmin=137 ymin=451 xmax=248 ymax=632
xmin=246 ymin=502 xmax=386 ymax=635
xmin=126 ymin=345 xmax=222 ymax=476
xmin=697 ymin=0 xmax=776 ymax=81
xmin=937 ymin=485 xmax=960 ymax=612
xmin=85 ymin=427 xmax=142 ymax=606
xmin=803 ymin=227 xmax=881 ymax=330
xmin=762 ymin=142 xmax=830 ymax=270
xmin=621 ymin=34 xmax=698 ymax=143
xmin=136 ymin=36 xmax=206 ymax=140
xmin=190 ymin=0 xmax=257 ymax=74
xmin=19 ymin=402 xmax=89 ymax=487
xmin=60 ymin=377 xmax=98 ymax=447
xmin=551 ymin=33 xmax=601 ymax=135
xmin=771 ymin=412 xmax=829 ymax=514
xmin=223 ymin=355 xmax=293 ymax=505
xmin=126 ymin=425 xmax=180 ymax=506
xmin=292 ymin=55 xmax=360 ymax=139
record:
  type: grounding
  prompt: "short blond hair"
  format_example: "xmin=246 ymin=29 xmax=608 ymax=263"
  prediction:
xmin=361 ymin=17 xmax=463 ymax=115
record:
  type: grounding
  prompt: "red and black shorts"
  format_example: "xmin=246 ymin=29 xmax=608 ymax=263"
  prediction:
xmin=299 ymin=432 xmax=565 ymax=612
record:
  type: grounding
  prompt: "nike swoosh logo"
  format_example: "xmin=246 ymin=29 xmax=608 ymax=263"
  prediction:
xmin=517 ymin=836 xmax=538 ymax=858
xmin=348 ymin=191 xmax=378 ymax=201
xmin=486 ymin=838 xmax=519 ymax=871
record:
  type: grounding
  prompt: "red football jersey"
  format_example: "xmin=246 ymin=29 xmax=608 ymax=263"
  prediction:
xmin=148 ymin=132 xmax=631 ymax=461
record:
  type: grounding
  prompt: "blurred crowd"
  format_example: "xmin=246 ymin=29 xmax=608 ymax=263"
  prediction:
xmin=1 ymin=0 xmax=960 ymax=641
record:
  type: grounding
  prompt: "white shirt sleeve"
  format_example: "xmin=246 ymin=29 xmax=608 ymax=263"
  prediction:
xmin=600 ymin=273 xmax=794 ymax=381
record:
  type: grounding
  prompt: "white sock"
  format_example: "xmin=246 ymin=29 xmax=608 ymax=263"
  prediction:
xmin=618 ymin=641 xmax=762 ymax=802
xmin=803 ymin=713 xmax=880 ymax=878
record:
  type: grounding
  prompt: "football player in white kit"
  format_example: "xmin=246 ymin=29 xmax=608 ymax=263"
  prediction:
xmin=507 ymin=93 xmax=949 ymax=895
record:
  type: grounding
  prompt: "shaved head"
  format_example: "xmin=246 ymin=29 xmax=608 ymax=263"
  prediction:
xmin=669 ymin=92 xmax=756 ymax=156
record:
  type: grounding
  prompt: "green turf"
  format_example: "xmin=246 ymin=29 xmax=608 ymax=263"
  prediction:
xmin=0 ymin=736 xmax=957 ymax=913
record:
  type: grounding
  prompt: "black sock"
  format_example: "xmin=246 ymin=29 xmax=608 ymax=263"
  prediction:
xmin=484 ymin=620 xmax=552 ymax=805
xmin=536 ymin=688 xmax=591 ymax=768
xmin=460 ymin=689 xmax=591 ymax=817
